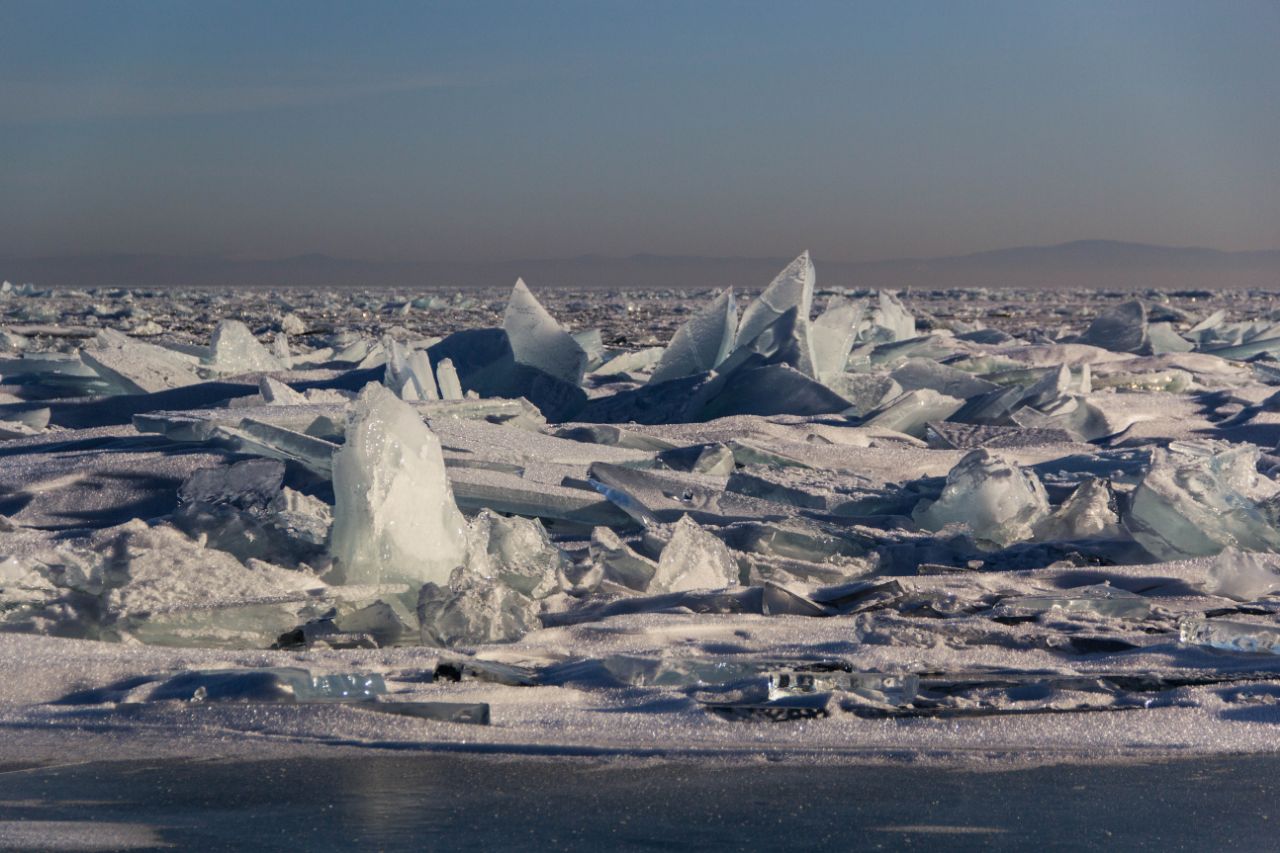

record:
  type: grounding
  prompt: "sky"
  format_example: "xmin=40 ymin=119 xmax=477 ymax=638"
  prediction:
xmin=1 ymin=0 xmax=1278 ymax=264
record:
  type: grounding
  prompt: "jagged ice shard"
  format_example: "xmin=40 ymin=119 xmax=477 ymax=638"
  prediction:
xmin=328 ymin=383 xmax=467 ymax=588
xmin=734 ymin=251 xmax=814 ymax=350
xmin=207 ymin=319 xmax=285 ymax=373
xmin=502 ymin=278 xmax=588 ymax=385
xmin=648 ymin=288 xmax=737 ymax=385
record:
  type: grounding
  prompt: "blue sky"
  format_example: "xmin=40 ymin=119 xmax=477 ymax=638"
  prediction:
xmin=1 ymin=0 xmax=1277 ymax=262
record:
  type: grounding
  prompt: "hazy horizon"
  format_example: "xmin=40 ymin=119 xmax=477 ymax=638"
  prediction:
xmin=2 ymin=0 xmax=1278 ymax=267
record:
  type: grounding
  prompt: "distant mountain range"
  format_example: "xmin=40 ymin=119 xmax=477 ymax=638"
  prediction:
xmin=3 ymin=240 xmax=1279 ymax=290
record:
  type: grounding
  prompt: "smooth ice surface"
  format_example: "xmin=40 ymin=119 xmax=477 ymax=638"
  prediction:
xmin=502 ymin=278 xmax=588 ymax=385
xmin=648 ymin=288 xmax=737 ymax=384
xmin=329 ymin=383 xmax=467 ymax=588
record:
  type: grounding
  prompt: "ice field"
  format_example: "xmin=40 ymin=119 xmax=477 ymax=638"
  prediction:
xmin=5 ymin=256 xmax=1280 ymax=766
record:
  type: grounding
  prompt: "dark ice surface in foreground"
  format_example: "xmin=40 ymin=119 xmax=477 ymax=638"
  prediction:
xmin=1 ymin=754 xmax=1277 ymax=851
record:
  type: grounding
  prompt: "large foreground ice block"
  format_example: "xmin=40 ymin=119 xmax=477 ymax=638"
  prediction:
xmin=913 ymin=449 xmax=1051 ymax=546
xmin=329 ymin=383 xmax=467 ymax=587
xmin=502 ymin=278 xmax=588 ymax=386
xmin=735 ymin=252 xmax=814 ymax=349
xmin=1125 ymin=441 xmax=1280 ymax=560
xmin=651 ymin=516 xmax=739 ymax=593
xmin=648 ymin=288 xmax=737 ymax=385
xmin=206 ymin=320 xmax=285 ymax=373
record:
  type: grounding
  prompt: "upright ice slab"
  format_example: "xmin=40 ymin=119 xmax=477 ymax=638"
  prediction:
xmin=810 ymin=297 xmax=863 ymax=383
xmin=913 ymin=449 xmax=1051 ymax=546
xmin=735 ymin=252 xmax=814 ymax=349
xmin=502 ymin=278 xmax=588 ymax=386
xmin=329 ymin=383 xmax=467 ymax=588
xmin=384 ymin=338 xmax=439 ymax=401
xmin=648 ymin=288 xmax=737 ymax=385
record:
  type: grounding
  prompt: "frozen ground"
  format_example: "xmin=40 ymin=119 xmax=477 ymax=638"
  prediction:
xmin=5 ymin=260 xmax=1280 ymax=769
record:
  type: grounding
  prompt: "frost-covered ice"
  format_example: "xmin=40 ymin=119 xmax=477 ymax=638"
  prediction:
xmin=6 ymin=269 xmax=1280 ymax=767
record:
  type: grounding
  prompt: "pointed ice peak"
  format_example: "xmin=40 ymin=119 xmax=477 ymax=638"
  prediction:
xmin=648 ymin=287 xmax=738 ymax=385
xmin=503 ymin=278 xmax=588 ymax=386
xmin=736 ymin=252 xmax=815 ymax=348
xmin=207 ymin=320 xmax=284 ymax=373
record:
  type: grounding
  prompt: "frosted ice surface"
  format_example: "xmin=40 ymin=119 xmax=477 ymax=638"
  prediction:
xmin=329 ymin=383 xmax=467 ymax=588
xmin=502 ymin=278 xmax=588 ymax=385
xmin=1126 ymin=441 xmax=1280 ymax=560
xmin=735 ymin=252 xmax=814 ymax=349
xmin=648 ymin=288 xmax=737 ymax=385
xmin=913 ymin=449 xmax=1051 ymax=546
xmin=206 ymin=320 xmax=284 ymax=373
xmin=652 ymin=516 xmax=739 ymax=593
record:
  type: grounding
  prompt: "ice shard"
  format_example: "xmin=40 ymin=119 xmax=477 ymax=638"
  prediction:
xmin=590 ymin=526 xmax=659 ymax=591
xmin=384 ymin=338 xmax=439 ymax=401
xmin=502 ymin=278 xmax=588 ymax=386
xmin=258 ymin=376 xmax=306 ymax=405
xmin=329 ymin=383 xmax=468 ymax=588
xmin=1180 ymin=617 xmax=1280 ymax=655
xmin=735 ymin=252 xmax=814 ymax=349
xmin=1125 ymin=441 xmax=1280 ymax=560
xmin=1205 ymin=548 xmax=1280 ymax=601
xmin=993 ymin=584 xmax=1151 ymax=619
xmin=913 ymin=449 xmax=1051 ymax=547
xmin=648 ymin=288 xmax=737 ymax=385
xmin=860 ymin=389 xmax=964 ymax=438
xmin=809 ymin=297 xmax=863 ymax=383
xmin=651 ymin=516 xmax=740 ymax=593
xmin=207 ymin=320 xmax=285 ymax=373
xmin=858 ymin=291 xmax=916 ymax=343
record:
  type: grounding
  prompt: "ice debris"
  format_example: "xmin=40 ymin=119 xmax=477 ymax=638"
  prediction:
xmin=913 ymin=449 xmax=1051 ymax=547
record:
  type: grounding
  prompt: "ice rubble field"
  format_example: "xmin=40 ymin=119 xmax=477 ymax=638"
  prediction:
xmin=6 ymin=257 xmax=1280 ymax=766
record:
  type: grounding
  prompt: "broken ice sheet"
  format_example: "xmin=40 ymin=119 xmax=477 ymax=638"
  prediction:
xmin=992 ymin=584 xmax=1152 ymax=620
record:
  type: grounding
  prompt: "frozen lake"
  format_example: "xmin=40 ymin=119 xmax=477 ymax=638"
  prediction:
xmin=2 ymin=753 xmax=1277 ymax=850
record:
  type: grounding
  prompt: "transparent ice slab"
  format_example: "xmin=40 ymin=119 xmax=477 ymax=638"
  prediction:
xmin=735 ymin=252 xmax=814 ymax=351
xmin=1179 ymin=617 xmax=1280 ymax=655
xmin=993 ymin=584 xmax=1152 ymax=620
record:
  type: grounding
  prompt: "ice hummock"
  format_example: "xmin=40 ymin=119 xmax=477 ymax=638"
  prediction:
xmin=329 ymin=383 xmax=468 ymax=588
xmin=913 ymin=449 xmax=1051 ymax=546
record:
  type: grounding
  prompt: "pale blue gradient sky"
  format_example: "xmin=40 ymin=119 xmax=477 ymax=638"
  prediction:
xmin=1 ymin=0 xmax=1277 ymax=262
